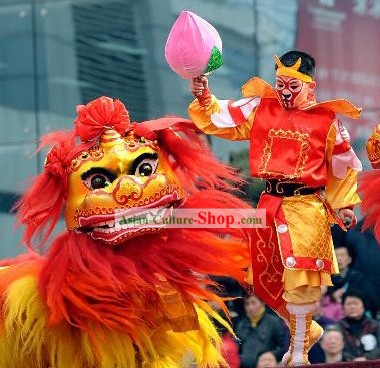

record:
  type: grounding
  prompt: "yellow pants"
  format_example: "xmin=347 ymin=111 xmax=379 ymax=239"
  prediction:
xmin=282 ymin=269 xmax=333 ymax=304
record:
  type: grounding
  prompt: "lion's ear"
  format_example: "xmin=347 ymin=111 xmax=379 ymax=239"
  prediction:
xmin=14 ymin=131 xmax=75 ymax=249
xmin=14 ymin=172 xmax=66 ymax=249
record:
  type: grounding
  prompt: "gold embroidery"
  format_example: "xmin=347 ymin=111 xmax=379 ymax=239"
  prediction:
xmin=259 ymin=128 xmax=310 ymax=179
xmin=254 ymin=228 xmax=284 ymax=301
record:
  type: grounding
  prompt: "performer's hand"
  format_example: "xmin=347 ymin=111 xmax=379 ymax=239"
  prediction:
xmin=190 ymin=76 xmax=209 ymax=97
xmin=338 ymin=208 xmax=357 ymax=229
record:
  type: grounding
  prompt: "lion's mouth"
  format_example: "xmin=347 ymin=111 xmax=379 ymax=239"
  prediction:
xmin=77 ymin=191 xmax=182 ymax=244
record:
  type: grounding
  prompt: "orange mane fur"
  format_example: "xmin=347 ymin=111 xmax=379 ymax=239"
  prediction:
xmin=360 ymin=170 xmax=380 ymax=241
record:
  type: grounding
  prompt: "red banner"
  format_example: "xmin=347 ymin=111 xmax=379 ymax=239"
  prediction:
xmin=297 ymin=0 xmax=380 ymax=165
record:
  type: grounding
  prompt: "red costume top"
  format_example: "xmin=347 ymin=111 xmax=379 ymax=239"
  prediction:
xmin=249 ymin=98 xmax=334 ymax=186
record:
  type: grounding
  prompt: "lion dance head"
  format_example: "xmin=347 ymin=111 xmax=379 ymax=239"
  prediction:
xmin=5 ymin=96 xmax=250 ymax=368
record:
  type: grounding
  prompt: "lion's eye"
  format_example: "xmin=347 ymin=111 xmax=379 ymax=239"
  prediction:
xmin=130 ymin=153 xmax=158 ymax=177
xmin=89 ymin=174 xmax=110 ymax=189
xmin=135 ymin=159 xmax=157 ymax=177
xmin=81 ymin=168 xmax=116 ymax=190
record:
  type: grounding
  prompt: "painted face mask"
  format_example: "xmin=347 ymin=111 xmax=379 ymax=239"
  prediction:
xmin=274 ymin=55 xmax=315 ymax=109
xmin=275 ymin=76 xmax=304 ymax=109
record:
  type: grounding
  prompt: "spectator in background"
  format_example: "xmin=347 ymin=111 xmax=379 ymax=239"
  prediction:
xmin=255 ymin=351 xmax=279 ymax=368
xmin=329 ymin=244 xmax=369 ymax=305
xmin=332 ymin=223 xmax=380 ymax=317
xmin=339 ymin=291 xmax=380 ymax=361
xmin=320 ymin=325 xmax=350 ymax=363
xmin=236 ymin=294 xmax=286 ymax=368
xmin=320 ymin=285 xmax=344 ymax=322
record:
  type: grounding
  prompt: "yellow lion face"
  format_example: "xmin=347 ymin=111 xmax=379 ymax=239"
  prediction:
xmin=65 ymin=129 xmax=185 ymax=245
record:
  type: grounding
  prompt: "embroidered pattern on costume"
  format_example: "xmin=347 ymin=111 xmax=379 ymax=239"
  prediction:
xmin=254 ymin=227 xmax=284 ymax=301
xmin=259 ymin=128 xmax=310 ymax=179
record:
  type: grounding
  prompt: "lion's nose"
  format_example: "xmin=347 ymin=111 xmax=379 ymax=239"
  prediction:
xmin=112 ymin=176 xmax=143 ymax=205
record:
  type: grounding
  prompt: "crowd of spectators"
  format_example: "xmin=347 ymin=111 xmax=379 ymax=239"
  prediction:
xmin=214 ymin=221 xmax=380 ymax=367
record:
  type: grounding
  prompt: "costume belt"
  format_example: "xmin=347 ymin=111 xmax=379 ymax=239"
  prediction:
xmin=265 ymin=180 xmax=324 ymax=197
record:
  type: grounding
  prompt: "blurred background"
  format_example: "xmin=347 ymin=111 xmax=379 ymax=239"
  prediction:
xmin=1 ymin=0 xmax=380 ymax=257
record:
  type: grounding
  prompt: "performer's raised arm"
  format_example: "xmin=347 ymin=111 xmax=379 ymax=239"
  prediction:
xmin=188 ymin=76 xmax=260 ymax=140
